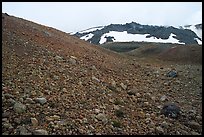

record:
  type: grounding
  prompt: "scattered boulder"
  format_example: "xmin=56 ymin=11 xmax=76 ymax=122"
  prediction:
xmin=160 ymin=103 xmax=180 ymax=118
xmin=95 ymin=113 xmax=108 ymax=123
xmin=167 ymin=70 xmax=177 ymax=78
xmin=33 ymin=129 xmax=48 ymax=135
xmin=35 ymin=97 xmax=47 ymax=105
xmin=16 ymin=126 xmax=32 ymax=135
xmin=13 ymin=102 xmax=26 ymax=113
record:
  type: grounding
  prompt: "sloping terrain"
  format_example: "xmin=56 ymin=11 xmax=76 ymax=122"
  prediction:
xmin=2 ymin=13 xmax=202 ymax=135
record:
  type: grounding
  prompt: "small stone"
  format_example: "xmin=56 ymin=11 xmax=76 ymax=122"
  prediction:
xmin=14 ymin=118 xmax=22 ymax=124
xmin=55 ymin=55 xmax=63 ymax=61
xmin=51 ymin=115 xmax=60 ymax=120
xmin=136 ymin=93 xmax=141 ymax=97
xmin=120 ymin=83 xmax=127 ymax=90
xmin=95 ymin=113 xmax=108 ymax=123
xmin=138 ymin=111 xmax=145 ymax=118
xmin=160 ymin=95 xmax=167 ymax=102
xmin=145 ymin=118 xmax=152 ymax=124
xmin=35 ymin=97 xmax=47 ymax=105
xmin=25 ymin=98 xmax=35 ymax=104
xmin=31 ymin=91 xmax=36 ymax=96
xmin=4 ymin=93 xmax=14 ymax=99
xmin=69 ymin=58 xmax=77 ymax=65
xmin=127 ymin=89 xmax=136 ymax=96
xmin=7 ymin=98 xmax=16 ymax=105
xmin=2 ymin=117 xmax=8 ymax=122
xmin=46 ymin=116 xmax=54 ymax=121
xmin=83 ymin=118 xmax=88 ymax=124
xmin=13 ymin=102 xmax=26 ymax=113
xmin=113 ymin=105 xmax=120 ymax=110
xmin=191 ymin=131 xmax=200 ymax=135
xmin=156 ymin=126 xmax=164 ymax=134
xmin=2 ymin=112 xmax=10 ymax=118
xmin=160 ymin=121 xmax=168 ymax=128
xmin=188 ymin=121 xmax=201 ymax=130
xmin=151 ymin=96 xmax=156 ymax=101
xmin=33 ymin=129 xmax=48 ymax=135
xmin=92 ymin=76 xmax=100 ymax=83
xmin=167 ymin=70 xmax=177 ymax=78
xmin=31 ymin=118 xmax=38 ymax=127
xmin=19 ymin=98 xmax=24 ymax=103
xmin=94 ymin=109 xmax=100 ymax=114
xmin=3 ymin=123 xmax=11 ymax=128
xmin=62 ymin=88 xmax=68 ymax=93
xmin=143 ymin=101 xmax=149 ymax=106
xmin=160 ymin=103 xmax=180 ymax=118
xmin=17 ymin=126 xmax=32 ymax=135
xmin=111 ymin=80 xmax=116 ymax=87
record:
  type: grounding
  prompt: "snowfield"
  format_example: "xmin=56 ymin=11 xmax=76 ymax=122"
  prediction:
xmin=80 ymin=33 xmax=94 ymax=41
xmin=99 ymin=31 xmax=185 ymax=44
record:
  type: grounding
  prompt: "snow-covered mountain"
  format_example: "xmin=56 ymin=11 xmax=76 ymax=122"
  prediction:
xmin=179 ymin=24 xmax=202 ymax=40
xmin=72 ymin=22 xmax=202 ymax=45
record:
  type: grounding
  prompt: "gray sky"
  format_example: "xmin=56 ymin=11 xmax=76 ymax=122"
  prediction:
xmin=2 ymin=2 xmax=202 ymax=33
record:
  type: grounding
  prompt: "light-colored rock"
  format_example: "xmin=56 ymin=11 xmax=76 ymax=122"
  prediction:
xmin=31 ymin=91 xmax=36 ymax=96
xmin=69 ymin=58 xmax=77 ymax=65
xmin=95 ymin=113 xmax=108 ymax=123
xmin=62 ymin=88 xmax=68 ymax=93
xmin=94 ymin=109 xmax=100 ymax=114
xmin=161 ymin=121 xmax=168 ymax=128
xmin=35 ymin=97 xmax=47 ymax=105
xmin=160 ymin=95 xmax=167 ymax=101
xmin=92 ymin=76 xmax=100 ymax=83
xmin=31 ymin=117 xmax=38 ymax=127
xmin=13 ymin=102 xmax=26 ymax=113
xmin=120 ymin=83 xmax=127 ymax=90
xmin=156 ymin=126 xmax=164 ymax=134
xmin=25 ymin=98 xmax=35 ymax=104
xmin=111 ymin=80 xmax=116 ymax=87
xmin=33 ymin=129 xmax=48 ymax=135
xmin=50 ymin=115 xmax=60 ymax=120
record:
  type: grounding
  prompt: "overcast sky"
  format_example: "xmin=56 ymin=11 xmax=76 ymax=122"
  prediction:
xmin=2 ymin=2 xmax=202 ymax=33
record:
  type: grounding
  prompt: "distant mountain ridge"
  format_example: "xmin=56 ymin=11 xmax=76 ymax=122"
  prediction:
xmin=73 ymin=22 xmax=202 ymax=45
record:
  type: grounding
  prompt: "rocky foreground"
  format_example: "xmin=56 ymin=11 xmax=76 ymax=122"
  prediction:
xmin=2 ymin=13 xmax=202 ymax=135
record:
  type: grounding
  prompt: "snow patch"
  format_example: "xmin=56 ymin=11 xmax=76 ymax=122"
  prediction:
xmin=80 ymin=33 xmax=94 ymax=41
xmin=184 ymin=25 xmax=202 ymax=40
xmin=99 ymin=31 xmax=185 ymax=44
xmin=194 ymin=38 xmax=202 ymax=45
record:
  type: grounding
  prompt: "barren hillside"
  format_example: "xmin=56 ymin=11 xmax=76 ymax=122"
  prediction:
xmin=2 ymin=13 xmax=202 ymax=135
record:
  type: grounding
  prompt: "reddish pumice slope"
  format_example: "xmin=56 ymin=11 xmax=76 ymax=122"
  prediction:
xmin=2 ymin=13 xmax=202 ymax=135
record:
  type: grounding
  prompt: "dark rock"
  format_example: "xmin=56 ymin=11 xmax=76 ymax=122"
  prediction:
xmin=167 ymin=70 xmax=177 ymax=78
xmin=160 ymin=103 xmax=180 ymax=118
